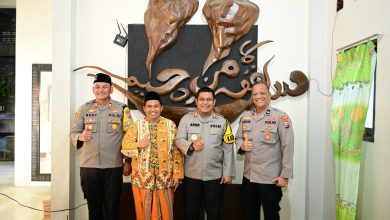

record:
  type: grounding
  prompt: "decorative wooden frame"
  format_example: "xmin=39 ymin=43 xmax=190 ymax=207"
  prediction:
xmin=31 ymin=64 xmax=51 ymax=181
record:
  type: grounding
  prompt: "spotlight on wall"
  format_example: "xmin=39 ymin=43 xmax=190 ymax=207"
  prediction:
xmin=113 ymin=19 xmax=128 ymax=47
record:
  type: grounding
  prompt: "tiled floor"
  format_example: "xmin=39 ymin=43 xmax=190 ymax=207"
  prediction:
xmin=0 ymin=161 xmax=51 ymax=220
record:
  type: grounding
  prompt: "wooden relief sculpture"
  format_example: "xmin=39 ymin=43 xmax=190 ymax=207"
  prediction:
xmin=75 ymin=1 xmax=310 ymax=124
xmin=202 ymin=0 xmax=259 ymax=74
xmin=74 ymin=71 xmax=252 ymax=125
xmin=145 ymin=0 xmax=199 ymax=78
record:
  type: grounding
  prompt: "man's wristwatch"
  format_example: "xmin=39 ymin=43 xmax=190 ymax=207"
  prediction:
xmin=188 ymin=143 xmax=194 ymax=152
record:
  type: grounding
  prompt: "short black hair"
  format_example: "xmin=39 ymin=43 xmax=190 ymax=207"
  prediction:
xmin=196 ymin=87 xmax=216 ymax=99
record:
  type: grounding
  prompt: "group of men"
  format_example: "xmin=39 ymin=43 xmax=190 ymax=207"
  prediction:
xmin=70 ymin=73 xmax=294 ymax=220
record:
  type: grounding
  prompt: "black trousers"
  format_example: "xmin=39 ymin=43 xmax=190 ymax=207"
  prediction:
xmin=242 ymin=177 xmax=283 ymax=220
xmin=183 ymin=177 xmax=223 ymax=220
xmin=80 ymin=167 xmax=123 ymax=220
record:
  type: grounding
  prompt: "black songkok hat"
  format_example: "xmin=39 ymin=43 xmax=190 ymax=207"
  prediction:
xmin=144 ymin=91 xmax=162 ymax=105
xmin=94 ymin=73 xmax=112 ymax=85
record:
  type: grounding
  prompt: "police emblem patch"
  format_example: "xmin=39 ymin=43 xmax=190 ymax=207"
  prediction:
xmin=223 ymin=122 xmax=235 ymax=144
xmin=191 ymin=134 xmax=198 ymax=141
xmin=264 ymin=133 xmax=271 ymax=140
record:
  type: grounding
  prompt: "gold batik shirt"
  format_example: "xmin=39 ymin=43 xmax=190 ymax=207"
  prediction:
xmin=122 ymin=116 xmax=184 ymax=190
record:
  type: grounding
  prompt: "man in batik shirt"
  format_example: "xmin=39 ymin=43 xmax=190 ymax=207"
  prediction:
xmin=122 ymin=91 xmax=183 ymax=220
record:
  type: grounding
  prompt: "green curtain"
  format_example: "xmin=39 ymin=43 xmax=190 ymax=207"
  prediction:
xmin=331 ymin=40 xmax=376 ymax=220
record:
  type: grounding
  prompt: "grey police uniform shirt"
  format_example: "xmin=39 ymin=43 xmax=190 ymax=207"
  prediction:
xmin=175 ymin=112 xmax=235 ymax=181
xmin=70 ymin=99 xmax=126 ymax=168
xmin=235 ymin=106 xmax=294 ymax=184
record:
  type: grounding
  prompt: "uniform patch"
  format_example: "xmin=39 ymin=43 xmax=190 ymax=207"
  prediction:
xmin=243 ymin=117 xmax=251 ymax=121
xmin=87 ymin=108 xmax=96 ymax=113
xmin=191 ymin=134 xmax=198 ymax=141
xmin=112 ymin=124 xmax=118 ymax=130
xmin=210 ymin=124 xmax=221 ymax=128
xmin=87 ymin=125 xmax=93 ymax=130
xmin=125 ymin=108 xmax=132 ymax=118
xmin=112 ymin=109 xmax=119 ymax=113
xmin=74 ymin=111 xmax=80 ymax=119
xmin=265 ymin=120 xmax=277 ymax=125
xmin=283 ymin=122 xmax=290 ymax=128
xmin=267 ymin=117 xmax=275 ymax=121
xmin=223 ymin=122 xmax=235 ymax=144
xmin=264 ymin=133 xmax=271 ymax=140
xmin=87 ymin=118 xmax=94 ymax=123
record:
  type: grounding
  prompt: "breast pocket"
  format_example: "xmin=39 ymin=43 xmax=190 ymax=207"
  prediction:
xmin=188 ymin=127 xmax=201 ymax=142
xmin=108 ymin=118 xmax=121 ymax=133
xmin=84 ymin=117 xmax=97 ymax=132
xmin=210 ymin=127 xmax=223 ymax=145
xmin=261 ymin=126 xmax=278 ymax=144
xmin=241 ymin=121 xmax=252 ymax=132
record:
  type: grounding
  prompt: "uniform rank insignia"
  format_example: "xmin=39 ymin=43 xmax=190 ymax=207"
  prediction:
xmin=223 ymin=121 xmax=235 ymax=144
xmin=87 ymin=108 xmax=96 ymax=113
xmin=281 ymin=116 xmax=290 ymax=128
xmin=264 ymin=133 xmax=271 ymax=140
xmin=265 ymin=126 xmax=272 ymax=130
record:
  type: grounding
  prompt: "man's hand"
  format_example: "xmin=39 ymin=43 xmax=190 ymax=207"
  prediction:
xmin=123 ymin=162 xmax=131 ymax=176
xmin=137 ymin=134 xmax=150 ymax=149
xmin=240 ymin=133 xmax=252 ymax=152
xmin=172 ymin=179 xmax=180 ymax=192
xmin=272 ymin=176 xmax=288 ymax=187
xmin=79 ymin=128 xmax=92 ymax=142
xmin=193 ymin=136 xmax=205 ymax=152
xmin=220 ymin=176 xmax=232 ymax=184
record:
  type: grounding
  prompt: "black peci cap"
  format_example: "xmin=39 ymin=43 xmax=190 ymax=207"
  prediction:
xmin=144 ymin=91 xmax=162 ymax=105
xmin=94 ymin=73 xmax=112 ymax=85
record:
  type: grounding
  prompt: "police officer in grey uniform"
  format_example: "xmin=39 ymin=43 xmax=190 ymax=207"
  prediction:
xmin=236 ymin=82 xmax=294 ymax=220
xmin=175 ymin=87 xmax=235 ymax=220
xmin=70 ymin=73 xmax=132 ymax=220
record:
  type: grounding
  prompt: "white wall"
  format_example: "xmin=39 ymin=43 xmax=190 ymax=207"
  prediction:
xmin=331 ymin=0 xmax=390 ymax=219
xmin=15 ymin=0 xmax=52 ymax=186
xmin=306 ymin=0 xmax=335 ymax=219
